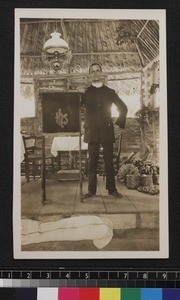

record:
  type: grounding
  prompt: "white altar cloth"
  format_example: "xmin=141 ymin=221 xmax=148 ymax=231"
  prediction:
xmin=51 ymin=136 xmax=88 ymax=157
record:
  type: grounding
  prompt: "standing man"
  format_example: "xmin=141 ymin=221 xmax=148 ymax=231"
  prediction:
xmin=83 ymin=63 xmax=128 ymax=199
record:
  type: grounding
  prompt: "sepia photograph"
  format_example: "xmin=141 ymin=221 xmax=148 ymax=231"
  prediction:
xmin=13 ymin=9 xmax=168 ymax=259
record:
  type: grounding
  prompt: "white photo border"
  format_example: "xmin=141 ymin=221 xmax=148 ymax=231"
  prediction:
xmin=13 ymin=8 xmax=168 ymax=259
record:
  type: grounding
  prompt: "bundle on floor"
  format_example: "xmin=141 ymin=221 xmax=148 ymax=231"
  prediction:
xmin=21 ymin=215 xmax=113 ymax=249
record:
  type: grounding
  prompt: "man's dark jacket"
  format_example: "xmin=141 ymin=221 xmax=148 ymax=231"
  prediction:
xmin=83 ymin=85 xmax=128 ymax=144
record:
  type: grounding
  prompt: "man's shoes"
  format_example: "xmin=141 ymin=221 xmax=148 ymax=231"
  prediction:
xmin=83 ymin=192 xmax=95 ymax=199
xmin=108 ymin=190 xmax=123 ymax=198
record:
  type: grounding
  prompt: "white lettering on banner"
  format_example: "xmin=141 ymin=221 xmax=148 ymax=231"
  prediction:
xmin=55 ymin=108 xmax=69 ymax=128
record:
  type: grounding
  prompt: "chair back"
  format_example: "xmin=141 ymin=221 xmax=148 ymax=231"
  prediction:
xmin=22 ymin=135 xmax=45 ymax=158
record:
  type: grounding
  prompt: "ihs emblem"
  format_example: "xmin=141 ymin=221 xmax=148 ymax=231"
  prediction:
xmin=55 ymin=108 xmax=69 ymax=128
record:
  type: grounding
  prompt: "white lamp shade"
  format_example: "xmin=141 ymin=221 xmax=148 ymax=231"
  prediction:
xmin=44 ymin=32 xmax=69 ymax=54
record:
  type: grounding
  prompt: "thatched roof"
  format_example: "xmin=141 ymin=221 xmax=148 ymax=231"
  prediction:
xmin=20 ymin=18 xmax=159 ymax=95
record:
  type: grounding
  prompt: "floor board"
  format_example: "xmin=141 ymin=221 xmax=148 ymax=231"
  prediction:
xmin=20 ymin=176 xmax=160 ymax=252
xmin=21 ymin=176 xmax=159 ymax=217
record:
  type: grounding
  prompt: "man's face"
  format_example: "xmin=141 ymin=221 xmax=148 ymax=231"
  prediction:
xmin=89 ymin=64 xmax=102 ymax=82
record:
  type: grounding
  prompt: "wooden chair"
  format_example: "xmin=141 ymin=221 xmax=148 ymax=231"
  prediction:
xmin=22 ymin=135 xmax=54 ymax=182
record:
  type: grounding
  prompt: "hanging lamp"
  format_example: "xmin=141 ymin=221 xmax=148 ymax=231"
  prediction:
xmin=43 ymin=31 xmax=69 ymax=54
xmin=43 ymin=30 xmax=71 ymax=71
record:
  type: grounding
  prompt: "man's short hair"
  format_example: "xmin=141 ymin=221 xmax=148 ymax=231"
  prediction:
xmin=89 ymin=63 xmax=102 ymax=73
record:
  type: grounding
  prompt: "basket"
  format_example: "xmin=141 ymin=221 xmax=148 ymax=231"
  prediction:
xmin=126 ymin=174 xmax=141 ymax=189
xmin=141 ymin=174 xmax=154 ymax=187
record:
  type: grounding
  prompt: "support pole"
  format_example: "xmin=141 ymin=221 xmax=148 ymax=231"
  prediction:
xmin=41 ymin=135 xmax=46 ymax=204
xmin=79 ymin=94 xmax=83 ymax=201
xmin=117 ymin=134 xmax=123 ymax=172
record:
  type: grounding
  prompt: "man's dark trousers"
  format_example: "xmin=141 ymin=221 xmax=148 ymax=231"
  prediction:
xmin=88 ymin=142 xmax=115 ymax=194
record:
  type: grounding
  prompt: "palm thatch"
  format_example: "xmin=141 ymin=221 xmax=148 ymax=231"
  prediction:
xmin=20 ymin=18 xmax=159 ymax=95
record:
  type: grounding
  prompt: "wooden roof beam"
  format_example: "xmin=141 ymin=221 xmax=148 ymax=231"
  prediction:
xmin=21 ymin=51 xmax=139 ymax=58
xmin=21 ymin=70 xmax=142 ymax=79
xmin=20 ymin=19 xmax=120 ymax=25
xmin=137 ymin=20 xmax=149 ymax=39
xmin=61 ymin=19 xmax=68 ymax=42
xmin=20 ymin=76 xmax=141 ymax=83
xmin=135 ymin=41 xmax=145 ymax=67
xmin=108 ymin=76 xmax=140 ymax=81
xmin=72 ymin=51 xmax=138 ymax=56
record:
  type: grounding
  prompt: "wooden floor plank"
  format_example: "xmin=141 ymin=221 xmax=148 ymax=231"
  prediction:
xmin=97 ymin=177 xmax=137 ymax=213
xmin=20 ymin=176 xmax=160 ymax=252
xmin=116 ymin=180 xmax=159 ymax=212
xmin=74 ymin=179 xmax=106 ymax=214
xmin=21 ymin=180 xmax=43 ymax=217
xmin=21 ymin=176 xmax=159 ymax=217
xmin=21 ymin=178 xmax=41 ymax=201
xmin=40 ymin=180 xmax=79 ymax=216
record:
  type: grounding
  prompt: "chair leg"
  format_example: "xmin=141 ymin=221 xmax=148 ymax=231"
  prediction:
xmin=25 ymin=159 xmax=29 ymax=182
xmin=52 ymin=157 xmax=55 ymax=173
xmin=33 ymin=160 xmax=36 ymax=180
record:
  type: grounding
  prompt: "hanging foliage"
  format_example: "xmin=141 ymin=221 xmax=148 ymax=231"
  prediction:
xmin=135 ymin=104 xmax=156 ymax=127
xmin=116 ymin=20 xmax=137 ymax=45
xmin=149 ymin=83 xmax=159 ymax=95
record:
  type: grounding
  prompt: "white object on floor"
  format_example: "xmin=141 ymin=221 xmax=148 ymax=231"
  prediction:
xmin=21 ymin=215 xmax=113 ymax=249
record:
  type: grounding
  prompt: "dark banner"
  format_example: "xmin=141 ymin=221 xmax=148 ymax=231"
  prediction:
xmin=42 ymin=92 xmax=80 ymax=133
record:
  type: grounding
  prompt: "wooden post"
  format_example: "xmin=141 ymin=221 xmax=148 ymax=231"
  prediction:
xmin=117 ymin=133 xmax=123 ymax=172
xmin=152 ymin=61 xmax=157 ymax=162
xmin=139 ymin=69 xmax=144 ymax=158
xmin=140 ymin=70 xmax=143 ymax=107
xmin=79 ymin=94 xmax=83 ymax=201
xmin=135 ymin=41 xmax=145 ymax=67
xmin=41 ymin=135 xmax=46 ymax=204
